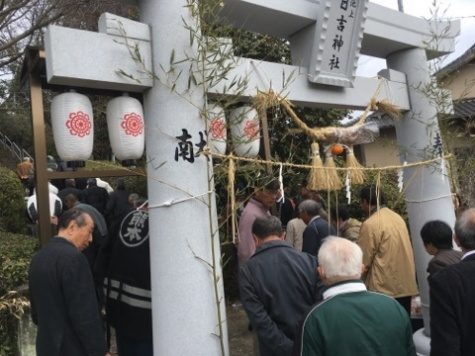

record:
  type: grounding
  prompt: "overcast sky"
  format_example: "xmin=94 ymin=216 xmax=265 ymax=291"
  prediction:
xmin=357 ymin=0 xmax=475 ymax=76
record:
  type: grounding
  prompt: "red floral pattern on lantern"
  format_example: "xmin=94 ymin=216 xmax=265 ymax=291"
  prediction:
xmin=243 ymin=119 xmax=259 ymax=140
xmin=66 ymin=111 xmax=92 ymax=137
xmin=121 ymin=113 xmax=144 ymax=137
xmin=209 ymin=117 xmax=226 ymax=140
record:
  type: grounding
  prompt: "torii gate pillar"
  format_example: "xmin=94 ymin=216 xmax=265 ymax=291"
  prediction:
xmin=388 ymin=48 xmax=455 ymax=354
xmin=139 ymin=1 xmax=228 ymax=355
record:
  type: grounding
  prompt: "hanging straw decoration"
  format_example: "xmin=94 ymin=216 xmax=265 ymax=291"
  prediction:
xmin=324 ymin=148 xmax=343 ymax=191
xmin=281 ymin=96 xmax=399 ymax=145
xmin=251 ymin=82 xmax=401 ymax=147
xmin=308 ymin=142 xmax=326 ymax=190
xmin=345 ymin=145 xmax=365 ymax=185
xmin=227 ymin=155 xmax=237 ymax=244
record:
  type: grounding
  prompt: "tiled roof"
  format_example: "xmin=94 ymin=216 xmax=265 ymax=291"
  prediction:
xmin=452 ymin=98 xmax=475 ymax=119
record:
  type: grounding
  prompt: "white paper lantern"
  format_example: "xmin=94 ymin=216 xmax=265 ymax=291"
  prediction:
xmin=51 ymin=92 xmax=94 ymax=167
xmin=207 ymin=103 xmax=227 ymax=155
xmin=107 ymin=94 xmax=145 ymax=166
xmin=230 ymin=106 xmax=260 ymax=157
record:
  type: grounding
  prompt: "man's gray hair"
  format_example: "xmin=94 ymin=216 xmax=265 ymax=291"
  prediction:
xmin=318 ymin=236 xmax=363 ymax=279
xmin=298 ymin=199 xmax=322 ymax=217
xmin=455 ymin=208 xmax=475 ymax=250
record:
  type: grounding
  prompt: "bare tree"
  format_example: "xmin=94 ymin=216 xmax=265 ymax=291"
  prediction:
xmin=0 ymin=0 xmax=135 ymax=75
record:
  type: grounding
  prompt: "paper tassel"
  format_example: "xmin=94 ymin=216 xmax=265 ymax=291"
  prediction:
xmin=278 ymin=163 xmax=285 ymax=203
xmin=345 ymin=145 xmax=365 ymax=185
xmin=398 ymin=161 xmax=407 ymax=192
xmin=323 ymin=150 xmax=343 ymax=191
xmin=308 ymin=142 xmax=326 ymax=191
xmin=345 ymin=173 xmax=351 ymax=204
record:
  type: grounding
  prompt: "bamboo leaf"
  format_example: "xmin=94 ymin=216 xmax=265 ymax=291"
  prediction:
xmin=170 ymin=49 xmax=175 ymax=65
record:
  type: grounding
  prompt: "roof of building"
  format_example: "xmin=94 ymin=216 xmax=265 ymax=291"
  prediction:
xmin=436 ymin=43 xmax=475 ymax=79
xmin=452 ymin=98 xmax=475 ymax=119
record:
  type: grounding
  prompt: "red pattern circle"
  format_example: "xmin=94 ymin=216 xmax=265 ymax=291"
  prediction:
xmin=121 ymin=113 xmax=144 ymax=137
xmin=209 ymin=117 xmax=226 ymax=139
xmin=243 ymin=119 xmax=259 ymax=140
xmin=66 ymin=111 xmax=92 ymax=138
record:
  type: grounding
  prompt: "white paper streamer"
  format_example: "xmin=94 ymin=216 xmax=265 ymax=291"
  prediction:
xmin=278 ymin=163 xmax=284 ymax=203
xmin=440 ymin=157 xmax=447 ymax=182
xmin=345 ymin=173 xmax=351 ymax=204
xmin=398 ymin=161 xmax=407 ymax=192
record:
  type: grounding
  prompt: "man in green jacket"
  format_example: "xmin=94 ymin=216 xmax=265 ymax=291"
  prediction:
xmin=297 ymin=236 xmax=416 ymax=356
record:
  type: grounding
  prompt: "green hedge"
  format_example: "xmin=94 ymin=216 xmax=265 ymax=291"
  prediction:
xmin=0 ymin=231 xmax=38 ymax=356
xmin=0 ymin=166 xmax=27 ymax=234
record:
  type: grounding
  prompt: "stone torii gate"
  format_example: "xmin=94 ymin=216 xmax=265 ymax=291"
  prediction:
xmin=42 ymin=0 xmax=459 ymax=355
xmin=218 ymin=1 xmax=459 ymax=354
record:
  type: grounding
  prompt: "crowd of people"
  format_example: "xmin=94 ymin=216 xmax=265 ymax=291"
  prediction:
xmin=20 ymin=164 xmax=152 ymax=356
xmin=21 ymin=163 xmax=475 ymax=355
xmin=237 ymin=178 xmax=474 ymax=356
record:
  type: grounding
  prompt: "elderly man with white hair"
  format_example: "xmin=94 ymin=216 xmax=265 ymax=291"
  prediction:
xmin=297 ymin=236 xmax=416 ymax=356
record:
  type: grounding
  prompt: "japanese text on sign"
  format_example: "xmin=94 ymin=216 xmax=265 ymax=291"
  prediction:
xmin=308 ymin=0 xmax=368 ymax=87
xmin=174 ymin=128 xmax=207 ymax=163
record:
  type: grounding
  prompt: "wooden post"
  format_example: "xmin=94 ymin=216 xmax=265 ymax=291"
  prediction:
xmin=28 ymin=50 xmax=51 ymax=246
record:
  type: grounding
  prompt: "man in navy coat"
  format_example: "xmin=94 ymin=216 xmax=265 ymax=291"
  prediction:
xmin=299 ymin=199 xmax=335 ymax=257
xmin=430 ymin=208 xmax=475 ymax=356
xmin=29 ymin=208 xmax=109 ymax=356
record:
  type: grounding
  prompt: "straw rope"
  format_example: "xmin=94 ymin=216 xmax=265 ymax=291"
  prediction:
xmin=205 ymin=149 xmax=453 ymax=172
xmin=227 ymin=155 xmax=237 ymax=244
xmin=252 ymin=79 xmax=401 ymax=145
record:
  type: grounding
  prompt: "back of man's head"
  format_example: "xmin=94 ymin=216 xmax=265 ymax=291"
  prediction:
xmin=330 ymin=205 xmax=350 ymax=222
xmin=263 ymin=179 xmax=280 ymax=192
xmin=58 ymin=208 xmax=88 ymax=230
xmin=360 ymin=186 xmax=385 ymax=206
xmin=318 ymin=236 xmax=363 ymax=281
xmin=65 ymin=178 xmax=76 ymax=188
xmin=455 ymin=208 xmax=475 ymax=250
xmin=87 ymin=178 xmax=97 ymax=187
xmin=420 ymin=220 xmax=453 ymax=249
xmin=252 ymin=216 xmax=282 ymax=240
xmin=298 ymin=199 xmax=322 ymax=217
xmin=64 ymin=193 xmax=78 ymax=210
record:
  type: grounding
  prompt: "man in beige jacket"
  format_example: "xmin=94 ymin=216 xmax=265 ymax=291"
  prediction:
xmin=358 ymin=186 xmax=418 ymax=314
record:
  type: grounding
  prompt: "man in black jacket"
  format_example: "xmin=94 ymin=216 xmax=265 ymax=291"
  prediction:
xmin=299 ymin=199 xmax=335 ymax=257
xmin=29 ymin=209 xmax=109 ymax=356
xmin=103 ymin=199 xmax=152 ymax=355
xmin=430 ymin=208 xmax=475 ymax=356
xmin=82 ymin=178 xmax=109 ymax=215
xmin=239 ymin=216 xmax=322 ymax=356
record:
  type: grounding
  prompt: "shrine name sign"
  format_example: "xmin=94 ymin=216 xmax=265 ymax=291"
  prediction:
xmin=308 ymin=0 xmax=368 ymax=87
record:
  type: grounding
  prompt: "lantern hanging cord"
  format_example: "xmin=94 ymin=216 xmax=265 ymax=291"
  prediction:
xmin=148 ymin=191 xmax=213 ymax=209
